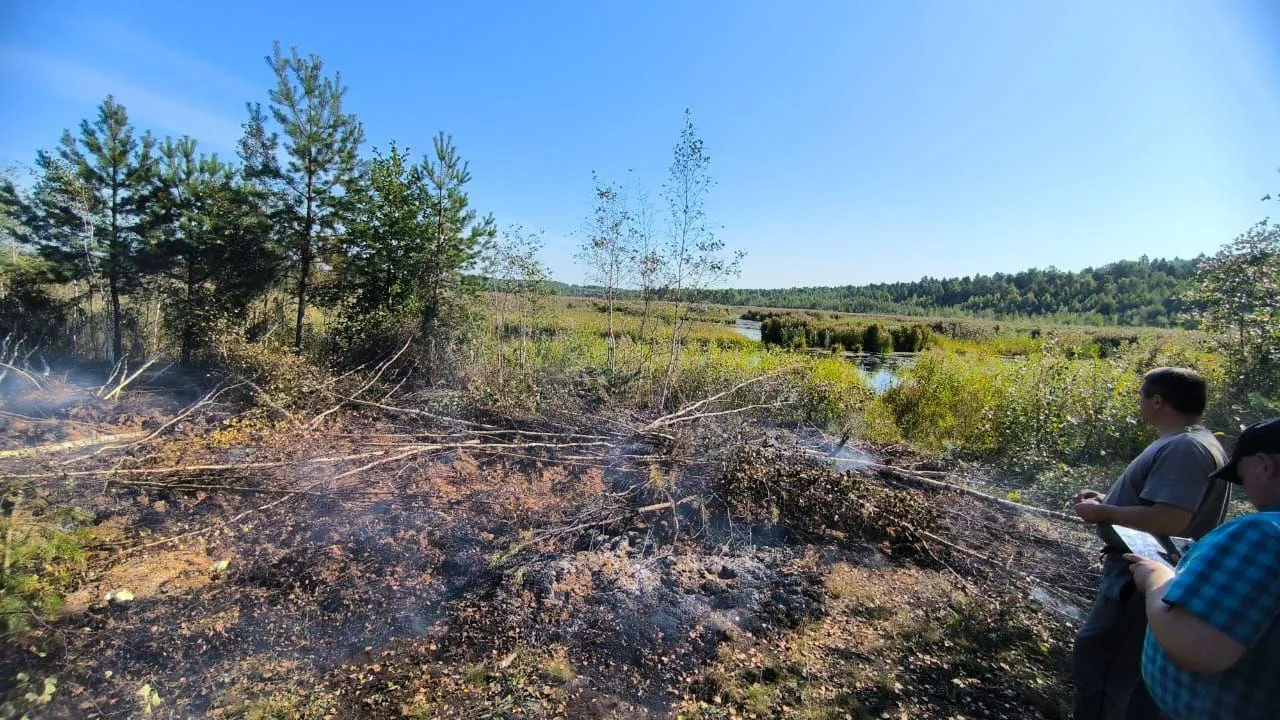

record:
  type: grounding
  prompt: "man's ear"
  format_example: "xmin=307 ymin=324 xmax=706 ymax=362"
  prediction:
xmin=1149 ymin=393 xmax=1165 ymax=410
xmin=1261 ymin=454 xmax=1278 ymax=478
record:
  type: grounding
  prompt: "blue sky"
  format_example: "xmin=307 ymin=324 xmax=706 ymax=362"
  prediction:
xmin=3 ymin=1 xmax=1278 ymax=288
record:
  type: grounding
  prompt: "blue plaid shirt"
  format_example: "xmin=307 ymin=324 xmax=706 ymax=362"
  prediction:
xmin=1142 ymin=507 xmax=1280 ymax=720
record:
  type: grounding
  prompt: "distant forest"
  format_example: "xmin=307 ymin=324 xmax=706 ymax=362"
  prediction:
xmin=550 ymin=256 xmax=1201 ymax=327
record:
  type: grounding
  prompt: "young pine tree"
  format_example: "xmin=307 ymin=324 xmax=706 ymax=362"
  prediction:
xmin=420 ymin=133 xmax=495 ymax=370
xmin=148 ymin=137 xmax=276 ymax=361
xmin=33 ymin=96 xmax=156 ymax=362
xmin=248 ymin=42 xmax=364 ymax=350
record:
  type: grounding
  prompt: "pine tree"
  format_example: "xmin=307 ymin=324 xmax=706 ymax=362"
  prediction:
xmin=249 ymin=42 xmax=364 ymax=350
xmin=420 ymin=133 xmax=495 ymax=364
xmin=32 ymin=96 xmax=155 ymax=362
xmin=148 ymin=137 xmax=276 ymax=361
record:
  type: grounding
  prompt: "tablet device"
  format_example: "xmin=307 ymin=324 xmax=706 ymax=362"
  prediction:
xmin=1110 ymin=525 xmax=1180 ymax=569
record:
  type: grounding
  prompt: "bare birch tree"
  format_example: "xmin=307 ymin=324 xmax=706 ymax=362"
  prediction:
xmin=575 ymin=174 xmax=630 ymax=372
xmin=657 ymin=110 xmax=743 ymax=409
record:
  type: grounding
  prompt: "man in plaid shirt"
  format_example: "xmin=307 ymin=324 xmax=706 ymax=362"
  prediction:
xmin=1127 ymin=417 xmax=1280 ymax=720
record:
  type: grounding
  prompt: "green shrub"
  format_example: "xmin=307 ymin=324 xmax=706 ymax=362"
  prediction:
xmin=1 ymin=504 xmax=93 ymax=633
xmin=879 ymin=337 xmax=1223 ymax=464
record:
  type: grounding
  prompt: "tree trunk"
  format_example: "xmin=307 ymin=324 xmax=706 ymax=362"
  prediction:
xmin=181 ymin=254 xmax=196 ymax=363
xmin=86 ymin=280 xmax=97 ymax=360
xmin=109 ymin=184 xmax=122 ymax=363
xmin=294 ymin=188 xmax=314 ymax=351
xmin=607 ymin=290 xmax=616 ymax=373
xmin=660 ymin=296 xmax=684 ymax=410
xmin=109 ymin=272 xmax=122 ymax=364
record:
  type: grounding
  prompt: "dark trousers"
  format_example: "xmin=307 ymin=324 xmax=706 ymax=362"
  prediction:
xmin=1072 ymin=558 xmax=1162 ymax=720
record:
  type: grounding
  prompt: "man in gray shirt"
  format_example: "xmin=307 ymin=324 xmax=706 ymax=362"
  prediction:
xmin=1071 ymin=367 xmax=1228 ymax=720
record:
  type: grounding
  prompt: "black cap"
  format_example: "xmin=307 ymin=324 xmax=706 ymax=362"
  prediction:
xmin=1211 ymin=418 xmax=1280 ymax=484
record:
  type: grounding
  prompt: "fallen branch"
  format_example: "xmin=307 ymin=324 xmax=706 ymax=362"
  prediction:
xmin=116 ymin=446 xmax=433 ymax=554
xmin=309 ymin=336 xmax=414 ymax=429
xmin=95 ymin=358 xmax=126 ymax=397
xmin=8 ymin=450 xmax=390 ymax=480
xmin=60 ymin=381 xmax=244 ymax=465
xmin=0 ymin=432 xmax=147 ymax=460
xmin=103 ymin=358 xmax=162 ymax=401
xmin=649 ymin=400 xmax=792 ymax=429
xmin=344 ymin=398 xmax=497 ymax=430
xmin=0 ymin=362 xmax=45 ymax=392
xmin=645 ymin=369 xmax=790 ymax=430
xmin=855 ymin=462 xmax=1082 ymax=523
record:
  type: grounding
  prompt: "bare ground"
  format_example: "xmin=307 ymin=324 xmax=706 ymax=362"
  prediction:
xmin=0 ymin=375 xmax=1099 ymax=719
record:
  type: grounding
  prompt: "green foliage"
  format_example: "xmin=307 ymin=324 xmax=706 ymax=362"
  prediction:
xmin=147 ymin=136 xmax=278 ymax=361
xmin=214 ymin=331 xmax=326 ymax=412
xmin=790 ymin=356 xmax=875 ymax=429
xmin=0 ymin=250 xmax=68 ymax=349
xmin=876 ymin=338 xmax=1222 ymax=465
xmin=331 ymin=143 xmax=426 ymax=320
xmin=251 ymin=41 xmax=365 ymax=350
xmin=1182 ymin=220 xmax=1280 ymax=427
xmin=32 ymin=95 xmax=157 ymax=361
xmin=710 ymin=256 xmax=1200 ymax=327
xmin=420 ymin=133 xmax=496 ymax=351
xmin=1 ymin=503 xmax=93 ymax=634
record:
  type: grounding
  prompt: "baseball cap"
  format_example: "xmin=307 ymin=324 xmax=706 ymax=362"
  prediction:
xmin=1210 ymin=418 xmax=1280 ymax=484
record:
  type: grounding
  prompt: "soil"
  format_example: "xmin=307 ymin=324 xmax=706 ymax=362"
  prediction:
xmin=0 ymin=378 xmax=1099 ymax=719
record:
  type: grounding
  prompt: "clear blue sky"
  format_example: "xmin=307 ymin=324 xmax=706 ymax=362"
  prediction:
xmin=3 ymin=1 xmax=1278 ymax=288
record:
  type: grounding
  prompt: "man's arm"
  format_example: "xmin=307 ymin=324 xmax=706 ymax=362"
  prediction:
xmin=1074 ymin=500 xmax=1192 ymax=536
xmin=1128 ymin=518 xmax=1280 ymax=674
xmin=1130 ymin=563 xmax=1247 ymax=672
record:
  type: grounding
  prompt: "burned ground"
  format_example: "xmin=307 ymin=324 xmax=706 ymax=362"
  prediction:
xmin=1 ymin=374 xmax=1098 ymax=719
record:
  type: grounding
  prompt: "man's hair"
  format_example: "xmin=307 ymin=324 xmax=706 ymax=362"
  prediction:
xmin=1141 ymin=367 xmax=1208 ymax=416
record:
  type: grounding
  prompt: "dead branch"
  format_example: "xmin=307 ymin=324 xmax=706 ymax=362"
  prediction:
xmin=343 ymin=398 xmax=498 ymax=430
xmin=0 ymin=362 xmax=45 ymax=392
xmin=645 ymin=369 xmax=791 ymax=430
xmin=309 ymin=335 xmax=414 ymax=428
xmin=101 ymin=358 xmax=159 ymax=401
xmin=849 ymin=461 xmax=1083 ymax=523
xmin=116 ymin=446 xmax=434 ymax=554
xmin=0 ymin=432 xmax=148 ymax=460
xmin=59 ymin=381 xmax=245 ymax=465
xmin=8 ymin=450 xmax=391 ymax=480
xmin=106 ymin=477 xmax=386 ymax=499
xmin=648 ymin=400 xmax=792 ymax=429
xmin=95 ymin=358 xmax=126 ymax=397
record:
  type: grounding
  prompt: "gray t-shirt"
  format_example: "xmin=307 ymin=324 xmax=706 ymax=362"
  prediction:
xmin=1096 ymin=426 xmax=1229 ymax=598
xmin=1099 ymin=425 xmax=1229 ymax=551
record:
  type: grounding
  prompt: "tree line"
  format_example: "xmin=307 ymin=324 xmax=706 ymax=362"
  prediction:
xmin=685 ymin=257 xmax=1197 ymax=327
